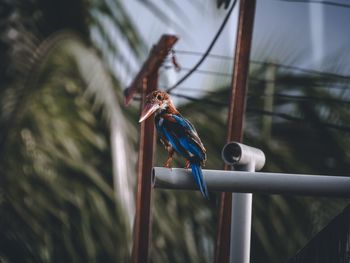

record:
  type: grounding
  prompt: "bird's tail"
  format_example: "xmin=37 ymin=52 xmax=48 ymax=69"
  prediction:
xmin=191 ymin=162 xmax=209 ymax=199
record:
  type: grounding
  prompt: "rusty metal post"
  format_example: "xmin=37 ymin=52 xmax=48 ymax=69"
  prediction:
xmin=132 ymin=74 xmax=158 ymax=263
xmin=124 ymin=35 xmax=178 ymax=263
xmin=214 ymin=0 xmax=257 ymax=262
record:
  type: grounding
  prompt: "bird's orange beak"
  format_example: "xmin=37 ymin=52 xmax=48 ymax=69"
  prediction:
xmin=139 ymin=103 xmax=159 ymax=123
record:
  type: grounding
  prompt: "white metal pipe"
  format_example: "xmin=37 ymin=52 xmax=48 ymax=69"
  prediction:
xmin=152 ymin=167 xmax=350 ymax=197
xmin=223 ymin=142 xmax=259 ymax=263
xmin=222 ymin=142 xmax=265 ymax=171
xmin=230 ymin=192 xmax=252 ymax=263
xmin=230 ymin=162 xmax=255 ymax=263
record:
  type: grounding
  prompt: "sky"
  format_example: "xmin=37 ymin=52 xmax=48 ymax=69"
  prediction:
xmin=116 ymin=0 xmax=350 ymax=101
xmin=253 ymin=0 xmax=350 ymax=71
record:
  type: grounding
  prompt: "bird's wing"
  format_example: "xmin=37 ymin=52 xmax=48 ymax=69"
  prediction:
xmin=159 ymin=114 xmax=206 ymax=161
xmin=170 ymin=114 xmax=206 ymax=153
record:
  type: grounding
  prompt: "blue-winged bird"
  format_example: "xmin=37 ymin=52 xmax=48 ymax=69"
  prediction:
xmin=139 ymin=90 xmax=209 ymax=199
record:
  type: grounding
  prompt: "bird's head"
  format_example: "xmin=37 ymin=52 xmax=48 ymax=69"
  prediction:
xmin=139 ymin=90 xmax=175 ymax=123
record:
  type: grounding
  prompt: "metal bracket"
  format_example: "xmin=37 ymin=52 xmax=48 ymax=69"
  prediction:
xmin=222 ymin=142 xmax=265 ymax=171
xmin=222 ymin=142 xmax=265 ymax=263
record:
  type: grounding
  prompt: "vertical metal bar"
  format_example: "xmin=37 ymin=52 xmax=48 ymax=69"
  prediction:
xmin=215 ymin=0 xmax=256 ymax=262
xmin=230 ymin=164 xmax=254 ymax=263
xmin=132 ymin=74 xmax=158 ymax=263
xmin=230 ymin=193 xmax=253 ymax=263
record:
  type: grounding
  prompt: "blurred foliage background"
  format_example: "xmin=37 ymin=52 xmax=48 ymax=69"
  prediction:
xmin=0 ymin=0 xmax=349 ymax=262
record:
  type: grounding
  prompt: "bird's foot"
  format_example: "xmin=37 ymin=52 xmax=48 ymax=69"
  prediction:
xmin=184 ymin=159 xmax=190 ymax=169
xmin=164 ymin=158 xmax=173 ymax=169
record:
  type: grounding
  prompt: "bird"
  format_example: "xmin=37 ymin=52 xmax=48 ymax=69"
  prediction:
xmin=139 ymin=90 xmax=209 ymax=199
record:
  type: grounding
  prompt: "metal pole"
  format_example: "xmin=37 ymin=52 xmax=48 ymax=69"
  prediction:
xmin=152 ymin=167 xmax=350 ymax=198
xmin=216 ymin=0 xmax=256 ymax=262
xmin=230 ymin=163 xmax=254 ymax=263
xmin=221 ymin=143 xmax=260 ymax=263
xmin=230 ymin=192 xmax=252 ymax=263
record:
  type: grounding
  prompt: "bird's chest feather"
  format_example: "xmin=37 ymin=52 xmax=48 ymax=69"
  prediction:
xmin=157 ymin=117 xmax=165 ymax=127
xmin=155 ymin=116 xmax=169 ymax=140
xmin=155 ymin=116 xmax=174 ymax=139
xmin=156 ymin=115 xmax=183 ymax=136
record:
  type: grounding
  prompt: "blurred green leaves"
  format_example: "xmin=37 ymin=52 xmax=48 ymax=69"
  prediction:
xmin=1 ymin=34 xmax=132 ymax=262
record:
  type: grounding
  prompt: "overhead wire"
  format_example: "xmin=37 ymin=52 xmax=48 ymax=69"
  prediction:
xmin=165 ymin=0 xmax=238 ymax=92
xmin=249 ymin=93 xmax=350 ymax=105
xmin=168 ymin=91 xmax=350 ymax=133
xmin=170 ymin=86 xmax=350 ymax=106
xmin=127 ymin=0 xmax=350 ymax=134
xmin=247 ymin=108 xmax=350 ymax=133
xmin=170 ymin=92 xmax=226 ymax=106
xmin=158 ymin=84 xmax=216 ymax=94
xmin=173 ymin=49 xmax=350 ymax=81
xmin=180 ymin=67 xmax=232 ymax=77
xmin=162 ymin=49 xmax=350 ymax=105
xmin=252 ymin=61 xmax=350 ymax=81
xmin=174 ymin=50 xmax=233 ymax=61
xmin=156 ymin=0 xmax=350 ymax=132
xmin=163 ymin=64 xmax=350 ymax=91
xmin=277 ymin=0 xmax=350 ymax=9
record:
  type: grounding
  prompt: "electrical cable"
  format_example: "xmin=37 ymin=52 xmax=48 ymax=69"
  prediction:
xmin=277 ymin=0 xmax=350 ymax=9
xmin=180 ymin=67 xmax=232 ymax=77
xmin=166 ymin=0 xmax=238 ymax=92
xmin=174 ymin=50 xmax=233 ymax=61
xmin=173 ymin=49 xmax=350 ymax=81
xmin=170 ymin=88 xmax=350 ymax=106
xmin=247 ymin=108 xmax=350 ymax=133
xmin=169 ymin=91 xmax=350 ymax=133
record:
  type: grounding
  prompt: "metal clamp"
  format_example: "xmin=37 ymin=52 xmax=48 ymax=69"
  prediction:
xmin=222 ymin=142 xmax=265 ymax=172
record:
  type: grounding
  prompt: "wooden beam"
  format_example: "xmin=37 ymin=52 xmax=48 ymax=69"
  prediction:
xmin=124 ymin=35 xmax=178 ymax=105
xmin=125 ymin=34 xmax=178 ymax=263
xmin=132 ymin=73 xmax=157 ymax=263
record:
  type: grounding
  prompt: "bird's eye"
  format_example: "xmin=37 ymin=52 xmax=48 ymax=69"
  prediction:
xmin=157 ymin=94 xmax=162 ymax=100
